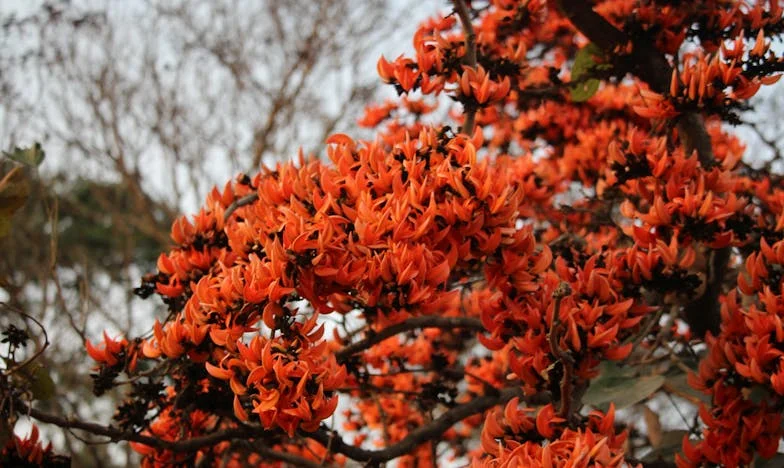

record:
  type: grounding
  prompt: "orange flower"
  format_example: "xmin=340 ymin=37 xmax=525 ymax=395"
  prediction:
xmin=459 ymin=65 xmax=511 ymax=104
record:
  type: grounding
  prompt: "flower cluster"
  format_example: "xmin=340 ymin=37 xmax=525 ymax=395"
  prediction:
xmin=474 ymin=251 xmax=651 ymax=397
xmin=682 ymin=238 xmax=784 ymax=466
xmin=85 ymin=332 xmax=140 ymax=396
xmin=0 ymin=426 xmax=68 ymax=467
xmin=206 ymin=315 xmax=345 ymax=435
xmin=609 ymin=130 xmax=750 ymax=249
xmin=475 ymin=399 xmax=629 ymax=466
xmin=67 ymin=0 xmax=784 ymax=466
xmin=635 ymin=34 xmax=782 ymax=121
xmin=88 ymin=125 xmax=564 ymax=464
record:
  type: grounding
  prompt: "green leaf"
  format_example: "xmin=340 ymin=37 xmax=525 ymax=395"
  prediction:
xmin=570 ymin=78 xmax=600 ymax=102
xmin=15 ymin=364 xmax=57 ymax=402
xmin=0 ymin=165 xmax=31 ymax=238
xmin=583 ymin=361 xmax=665 ymax=410
xmin=569 ymin=43 xmax=605 ymax=102
xmin=4 ymin=143 xmax=45 ymax=167
xmin=30 ymin=364 xmax=56 ymax=401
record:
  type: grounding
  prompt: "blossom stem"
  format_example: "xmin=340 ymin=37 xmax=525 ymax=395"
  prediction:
xmin=549 ymin=283 xmax=576 ymax=421
xmin=453 ymin=0 xmax=477 ymax=135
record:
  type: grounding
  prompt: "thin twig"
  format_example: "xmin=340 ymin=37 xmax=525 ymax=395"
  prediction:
xmin=743 ymin=120 xmax=783 ymax=172
xmin=224 ymin=192 xmax=259 ymax=220
xmin=1 ymin=303 xmax=50 ymax=376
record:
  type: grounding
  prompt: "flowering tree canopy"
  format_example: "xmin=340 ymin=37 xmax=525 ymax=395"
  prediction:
xmin=3 ymin=0 xmax=784 ymax=466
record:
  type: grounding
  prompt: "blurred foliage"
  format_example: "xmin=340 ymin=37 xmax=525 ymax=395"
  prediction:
xmin=56 ymin=179 xmax=171 ymax=278
xmin=0 ymin=164 xmax=172 ymax=304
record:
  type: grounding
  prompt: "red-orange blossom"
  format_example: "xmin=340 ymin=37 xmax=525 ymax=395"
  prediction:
xmin=10 ymin=1 xmax=784 ymax=467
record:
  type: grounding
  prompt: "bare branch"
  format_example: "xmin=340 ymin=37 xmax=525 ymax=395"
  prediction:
xmin=334 ymin=316 xmax=485 ymax=361
xmin=306 ymin=386 xmax=550 ymax=463
xmin=224 ymin=192 xmax=259 ymax=220
xmin=1 ymin=302 xmax=50 ymax=376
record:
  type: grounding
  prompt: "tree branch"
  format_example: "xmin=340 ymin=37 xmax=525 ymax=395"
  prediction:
xmin=306 ymin=387 xmax=549 ymax=463
xmin=19 ymin=400 xmax=276 ymax=454
xmin=557 ymin=1 xmax=724 ymax=337
xmin=556 ymin=0 xmax=716 ymax=168
xmin=224 ymin=192 xmax=259 ymax=220
xmin=26 ymin=401 xmax=326 ymax=467
xmin=548 ymin=283 xmax=576 ymax=420
xmin=22 ymin=379 xmax=533 ymax=466
xmin=334 ymin=316 xmax=484 ymax=362
xmin=231 ymin=440 xmax=326 ymax=468
xmin=453 ymin=0 xmax=478 ymax=135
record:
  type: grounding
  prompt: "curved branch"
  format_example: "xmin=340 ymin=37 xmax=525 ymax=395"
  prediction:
xmin=27 ymin=402 xmax=327 ymax=467
xmin=232 ymin=440 xmax=326 ymax=468
xmin=20 ymin=401 xmax=274 ymax=454
xmin=307 ymin=387 xmax=550 ymax=463
xmin=22 ymin=387 xmax=547 ymax=465
xmin=1 ymin=302 xmax=50 ymax=376
xmin=334 ymin=316 xmax=485 ymax=362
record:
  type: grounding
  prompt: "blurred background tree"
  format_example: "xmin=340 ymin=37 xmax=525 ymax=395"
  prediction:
xmin=0 ymin=0 xmax=417 ymax=465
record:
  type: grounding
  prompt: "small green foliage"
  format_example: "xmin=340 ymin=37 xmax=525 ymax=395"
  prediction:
xmin=0 ymin=166 xmax=31 ymax=238
xmin=12 ymin=363 xmax=56 ymax=402
xmin=3 ymin=143 xmax=46 ymax=167
xmin=582 ymin=361 xmax=665 ymax=410
xmin=569 ymin=43 xmax=609 ymax=102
